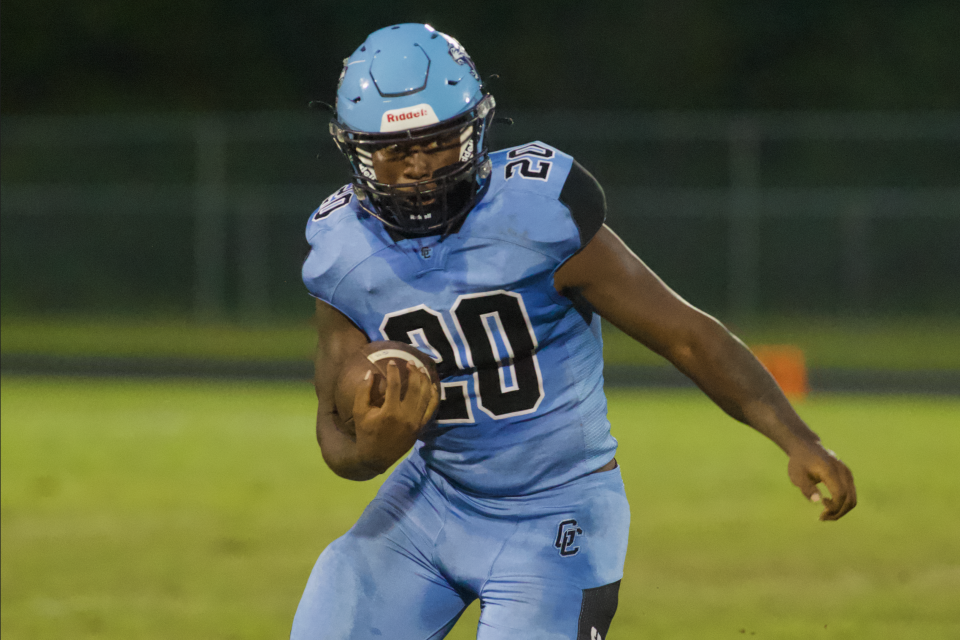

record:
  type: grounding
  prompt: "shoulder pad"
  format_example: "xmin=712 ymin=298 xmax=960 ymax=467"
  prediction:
xmin=488 ymin=142 xmax=605 ymax=248
xmin=559 ymin=161 xmax=606 ymax=247
xmin=490 ymin=141 xmax=573 ymax=201
xmin=307 ymin=184 xmax=357 ymax=231
xmin=302 ymin=183 xmax=380 ymax=305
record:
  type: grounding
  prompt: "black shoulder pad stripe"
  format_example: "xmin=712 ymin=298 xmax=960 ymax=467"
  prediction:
xmin=559 ymin=160 xmax=607 ymax=248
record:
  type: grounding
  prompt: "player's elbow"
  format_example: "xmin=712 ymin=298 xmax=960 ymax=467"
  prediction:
xmin=328 ymin=460 xmax=381 ymax=482
xmin=665 ymin=312 xmax=729 ymax=370
xmin=319 ymin=444 xmax=381 ymax=481
xmin=316 ymin=416 xmax=382 ymax=481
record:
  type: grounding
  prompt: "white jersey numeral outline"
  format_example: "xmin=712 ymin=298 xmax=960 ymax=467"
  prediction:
xmin=450 ymin=290 xmax=545 ymax=421
xmin=379 ymin=291 xmax=545 ymax=423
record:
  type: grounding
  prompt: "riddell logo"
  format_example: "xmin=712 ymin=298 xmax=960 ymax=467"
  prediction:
xmin=387 ymin=108 xmax=426 ymax=123
xmin=380 ymin=103 xmax=440 ymax=132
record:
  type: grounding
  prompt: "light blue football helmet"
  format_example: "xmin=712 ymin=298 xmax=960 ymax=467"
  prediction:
xmin=329 ymin=23 xmax=496 ymax=235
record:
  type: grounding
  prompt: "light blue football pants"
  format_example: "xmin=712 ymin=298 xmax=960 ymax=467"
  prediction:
xmin=291 ymin=451 xmax=630 ymax=639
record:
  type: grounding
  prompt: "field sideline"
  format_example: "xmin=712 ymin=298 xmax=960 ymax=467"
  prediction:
xmin=2 ymin=376 xmax=959 ymax=639
xmin=4 ymin=315 xmax=960 ymax=371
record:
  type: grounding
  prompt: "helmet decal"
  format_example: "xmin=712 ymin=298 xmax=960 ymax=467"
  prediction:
xmin=459 ymin=125 xmax=475 ymax=162
xmin=441 ymin=34 xmax=480 ymax=81
xmin=337 ymin=58 xmax=348 ymax=91
xmin=352 ymin=147 xmax=377 ymax=181
xmin=379 ymin=103 xmax=440 ymax=132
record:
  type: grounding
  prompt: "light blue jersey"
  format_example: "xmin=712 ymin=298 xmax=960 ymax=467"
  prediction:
xmin=302 ymin=142 xmax=616 ymax=496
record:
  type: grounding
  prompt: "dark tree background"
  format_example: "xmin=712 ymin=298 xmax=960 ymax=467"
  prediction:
xmin=3 ymin=0 xmax=959 ymax=115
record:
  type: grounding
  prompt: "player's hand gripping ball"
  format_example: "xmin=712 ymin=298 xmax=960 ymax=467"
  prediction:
xmin=334 ymin=341 xmax=441 ymax=436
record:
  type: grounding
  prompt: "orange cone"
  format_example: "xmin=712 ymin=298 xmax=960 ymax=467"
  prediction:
xmin=753 ymin=345 xmax=809 ymax=400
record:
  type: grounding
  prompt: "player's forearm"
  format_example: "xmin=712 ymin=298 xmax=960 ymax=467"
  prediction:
xmin=314 ymin=360 xmax=378 ymax=480
xmin=666 ymin=316 xmax=821 ymax=455
xmin=313 ymin=308 xmax=380 ymax=480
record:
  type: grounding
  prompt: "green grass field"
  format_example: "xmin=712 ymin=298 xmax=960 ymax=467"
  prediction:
xmin=2 ymin=376 xmax=959 ymax=639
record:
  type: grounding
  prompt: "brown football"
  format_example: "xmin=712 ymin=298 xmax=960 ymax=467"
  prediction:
xmin=334 ymin=340 xmax=441 ymax=436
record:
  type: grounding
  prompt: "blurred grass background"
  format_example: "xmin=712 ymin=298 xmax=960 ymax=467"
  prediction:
xmin=3 ymin=378 xmax=958 ymax=639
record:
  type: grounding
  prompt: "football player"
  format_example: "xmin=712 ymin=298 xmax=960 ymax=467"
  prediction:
xmin=294 ymin=23 xmax=856 ymax=639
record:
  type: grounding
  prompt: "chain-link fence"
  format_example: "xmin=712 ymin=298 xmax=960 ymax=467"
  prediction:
xmin=3 ymin=111 xmax=959 ymax=319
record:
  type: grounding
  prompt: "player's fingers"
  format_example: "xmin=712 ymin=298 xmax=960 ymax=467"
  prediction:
xmin=352 ymin=370 xmax=376 ymax=420
xmin=820 ymin=465 xmax=850 ymax=520
xmin=411 ymin=367 xmax=434 ymax=422
xmin=417 ymin=372 xmax=440 ymax=426
xmin=407 ymin=362 xmax=430 ymax=418
xmin=841 ymin=464 xmax=858 ymax=513
xmin=788 ymin=461 xmax=822 ymax=504
xmin=381 ymin=360 xmax=402 ymax=408
xmin=422 ymin=381 xmax=440 ymax=425
xmin=398 ymin=363 xmax=425 ymax=416
xmin=821 ymin=494 xmax=848 ymax=521
xmin=404 ymin=362 xmax=424 ymax=397
xmin=820 ymin=476 xmax=843 ymax=521
xmin=821 ymin=462 xmax=857 ymax=521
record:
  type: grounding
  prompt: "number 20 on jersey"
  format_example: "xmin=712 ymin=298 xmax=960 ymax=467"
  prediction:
xmin=380 ymin=290 xmax=545 ymax=424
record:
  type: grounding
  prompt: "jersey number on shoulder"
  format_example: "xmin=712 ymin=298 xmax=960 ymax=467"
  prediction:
xmin=504 ymin=144 xmax=555 ymax=182
xmin=380 ymin=291 xmax=545 ymax=424
xmin=313 ymin=185 xmax=354 ymax=221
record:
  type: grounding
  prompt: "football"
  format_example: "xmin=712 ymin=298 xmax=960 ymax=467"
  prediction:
xmin=334 ymin=340 xmax=441 ymax=435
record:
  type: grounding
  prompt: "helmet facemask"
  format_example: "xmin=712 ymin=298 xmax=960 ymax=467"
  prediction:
xmin=331 ymin=94 xmax=495 ymax=236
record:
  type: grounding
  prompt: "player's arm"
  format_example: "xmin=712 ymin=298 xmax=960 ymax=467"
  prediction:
xmin=554 ymin=226 xmax=857 ymax=521
xmin=313 ymin=299 xmax=380 ymax=480
xmin=313 ymin=299 xmax=439 ymax=480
